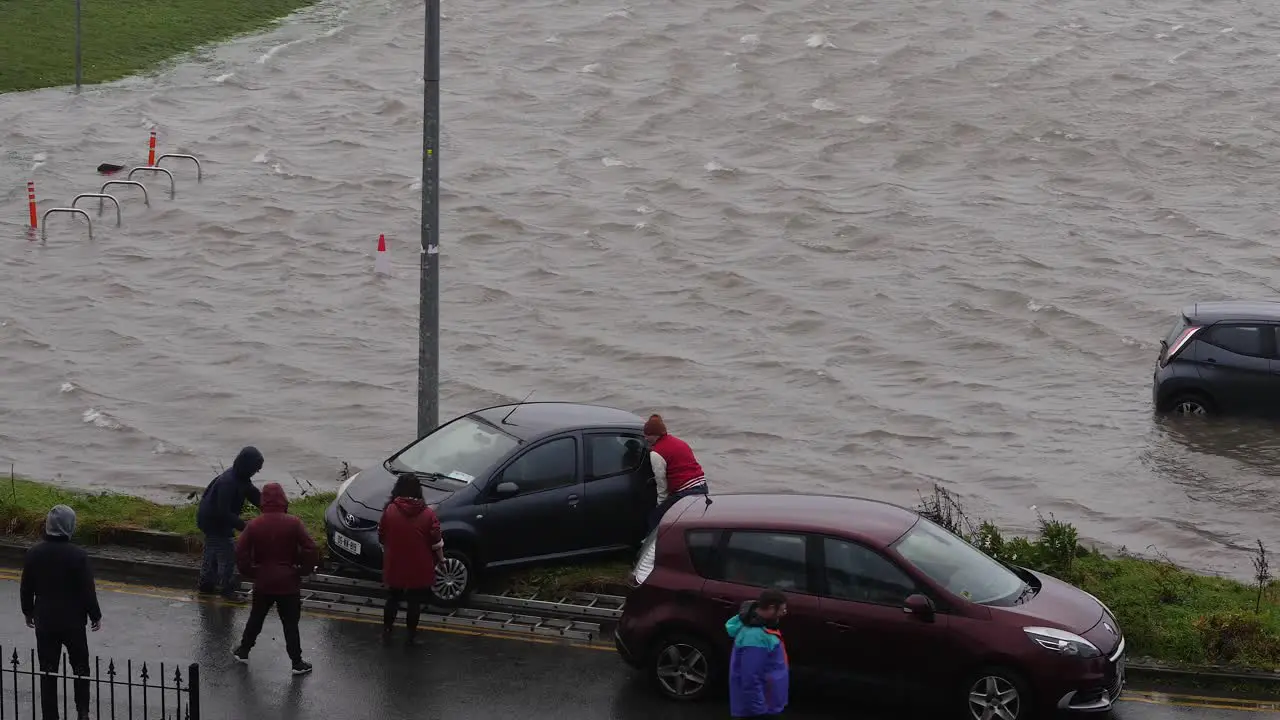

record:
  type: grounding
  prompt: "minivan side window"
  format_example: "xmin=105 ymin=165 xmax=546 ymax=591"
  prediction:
xmin=1204 ymin=325 xmax=1266 ymax=358
xmin=686 ymin=530 xmax=722 ymax=579
xmin=499 ymin=437 xmax=578 ymax=495
xmin=585 ymin=433 xmax=645 ymax=481
xmin=822 ymin=537 xmax=917 ymax=606
xmin=722 ymin=531 xmax=809 ymax=593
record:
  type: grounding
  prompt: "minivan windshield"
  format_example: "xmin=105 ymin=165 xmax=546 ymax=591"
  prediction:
xmin=388 ymin=416 xmax=520 ymax=487
xmin=893 ymin=517 xmax=1025 ymax=605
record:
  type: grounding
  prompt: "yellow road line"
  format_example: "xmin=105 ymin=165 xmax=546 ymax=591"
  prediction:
xmin=0 ymin=570 xmax=615 ymax=650
xmin=1124 ymin=692 xmax=1280 ymax=712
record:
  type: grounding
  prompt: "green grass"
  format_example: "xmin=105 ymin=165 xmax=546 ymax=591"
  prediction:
xmin=0 ymin=0 xmax=318 ymax=93
xmin=0 ymin=476 xmax=334 ymax=549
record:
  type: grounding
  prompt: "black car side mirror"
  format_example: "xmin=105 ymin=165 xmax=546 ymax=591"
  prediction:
xmin=494 ymin=481 xmax=520 ymax=498
xmin=903 ymin=593 xmax=935 ymax=621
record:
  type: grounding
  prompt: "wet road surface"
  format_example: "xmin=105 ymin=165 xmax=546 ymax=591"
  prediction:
xmin=0 ymin=570 xmax=1273 ymax=719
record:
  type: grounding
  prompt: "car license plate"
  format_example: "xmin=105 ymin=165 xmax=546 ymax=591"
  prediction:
xmin=333 ymin=532 xmax=361 ymax=556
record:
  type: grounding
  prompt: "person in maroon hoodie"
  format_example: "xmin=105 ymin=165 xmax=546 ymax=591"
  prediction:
xmin=645 ymin=414 xmax=710 ymax=532
xmin=379 ymin=473 xmax=445 ymax=645
xmin=231 ymin=483 xmax=319 ymax=675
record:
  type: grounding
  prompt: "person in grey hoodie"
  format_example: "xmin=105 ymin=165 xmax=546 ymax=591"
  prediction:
xmin=197 ymin=447 xmax=264 ymax=598
xmin=21 ymin=505 xmax=101 ymax=720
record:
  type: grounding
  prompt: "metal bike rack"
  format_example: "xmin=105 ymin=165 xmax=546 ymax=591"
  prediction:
xmin=126 ymin=166 xmax=175 ymax=199
xmin=154 ymin=153 xmax=202 ymax=183
xmin=71 ymin=193 xmax=121 ymax=226
xmin=101 ymin=180 xmax=149 ymax=208
xmin=40 ymin=208 xmax=93 ymax=241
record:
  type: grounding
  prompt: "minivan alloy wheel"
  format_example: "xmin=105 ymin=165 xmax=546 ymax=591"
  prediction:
xmin=655 ymin=642 xmax=709 ymax=698
xmin=433 ymin=557 xmax=469 ymax=601
xmin=968 ymin=675 xmax=1021 ymax=720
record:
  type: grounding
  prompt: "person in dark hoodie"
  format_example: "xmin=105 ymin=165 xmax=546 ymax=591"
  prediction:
xmin=197 ymin=447 xmax=264 ymax=598
xmin=232 ymin=482 xmax=318 ymax=675
xmin=726 ymin=589 xmax=789 ymax=719
xmin=378 ymin=473 xmax=444 ymax=645
xmin=21 ymin=505 xmax=102 ymax=720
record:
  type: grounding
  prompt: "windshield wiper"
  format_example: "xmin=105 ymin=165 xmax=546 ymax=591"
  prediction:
xmin=1013 ymin=583 xmax=1037 ymax=605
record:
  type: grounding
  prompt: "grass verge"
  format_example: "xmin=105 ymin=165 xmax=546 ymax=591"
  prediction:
xmin=0 ymin=0 xmax=318 ymax=93
xmin=0 ymin=476 xmax=333 ymax=549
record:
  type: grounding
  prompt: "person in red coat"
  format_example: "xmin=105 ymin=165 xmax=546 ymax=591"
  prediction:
xmin=645 ymin=414 xmax=710 ymax=532
xmin=232 ymin=483 xmax=319 ymax=675
xmin=379 ymin=473 xmax=445 ymax=645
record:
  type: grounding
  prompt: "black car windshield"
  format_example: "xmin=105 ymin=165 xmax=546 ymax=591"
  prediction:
xmin=893 ymin=517 xmax=1025 ymax=606
xmin=389 ymin=416 xmax=520 ymax=486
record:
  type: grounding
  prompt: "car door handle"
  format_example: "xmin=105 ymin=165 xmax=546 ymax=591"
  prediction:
xmin=826 ymin=621 xmax=852 ymax=631
xmin=566 ymin=494 xmax=579 ymax=507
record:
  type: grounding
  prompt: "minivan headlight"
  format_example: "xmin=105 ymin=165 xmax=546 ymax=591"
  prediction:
xmin=337 ymin=471 xmax=362 ymax=499
xmin=1023 ymin=627 xmax=1101 ymax=658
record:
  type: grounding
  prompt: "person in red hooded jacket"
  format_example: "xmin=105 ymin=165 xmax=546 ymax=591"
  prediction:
xmin=379 ymin=473 xmax=445 ymax=645
xmin=645 ymin=413 xmax=709 ymax=532
xmin=231 ymin=483 xmax=318 ymax=675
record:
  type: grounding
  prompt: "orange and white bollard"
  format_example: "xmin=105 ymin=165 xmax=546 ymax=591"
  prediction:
xmin=374 ymin=234 xmax=391 ymax=275
xmin=27 ymin=181 xmax=37 ymax=229
xmin=147 ymin=130 xmax=156 ymax=165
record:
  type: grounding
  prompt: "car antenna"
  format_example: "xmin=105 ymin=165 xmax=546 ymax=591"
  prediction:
xmin=501 ymin=389 xmax=536 ymax=425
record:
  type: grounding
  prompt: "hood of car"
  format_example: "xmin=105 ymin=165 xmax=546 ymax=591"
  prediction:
xmin=341 ymin=464 xmax=454 ymax=516
xmin=995 ymin=570 xmax=1105 ymax=636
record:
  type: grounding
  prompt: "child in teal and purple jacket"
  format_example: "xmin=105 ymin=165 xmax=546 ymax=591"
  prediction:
xmin=726 ymin=589 xmax=789 ymax=719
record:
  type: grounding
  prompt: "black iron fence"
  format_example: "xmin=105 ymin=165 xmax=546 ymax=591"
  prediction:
xmin=0 ymin=646 xmax=199 ymax=720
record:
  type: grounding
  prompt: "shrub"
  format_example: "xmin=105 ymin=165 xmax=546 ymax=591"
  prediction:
xmin=1193 ymin=610 xmax=1279 ymax=665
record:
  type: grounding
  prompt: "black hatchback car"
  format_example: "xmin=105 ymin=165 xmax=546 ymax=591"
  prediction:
xmin=325 ymin=402 xmax=655 ymax=605
xmin=1153 ymin=301 xmax=1280 ymax=417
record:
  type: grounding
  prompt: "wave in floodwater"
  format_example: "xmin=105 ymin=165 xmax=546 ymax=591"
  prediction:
xmin=2 ymin=0 xmax=1280 ymax=580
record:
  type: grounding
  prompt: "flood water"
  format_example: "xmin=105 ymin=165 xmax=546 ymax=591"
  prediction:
xmin=2 ymin=0 xmax=1279 ymax=578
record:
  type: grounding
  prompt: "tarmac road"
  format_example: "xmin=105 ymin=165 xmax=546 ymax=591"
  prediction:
xmin=0 ymin=569 xmax=1273 ymax=720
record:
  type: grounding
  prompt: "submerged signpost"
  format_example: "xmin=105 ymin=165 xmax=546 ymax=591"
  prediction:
xmin=74 ymin=0 xmax=83 ymax=92
xmin=417 ymin=0 xmax=441 ymax=438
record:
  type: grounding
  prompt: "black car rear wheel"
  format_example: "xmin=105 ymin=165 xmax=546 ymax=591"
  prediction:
xmin=1169 ymin=392 xmax=1214 ymax=417
xmin=964 ymin=666 xmax=1031 ymax=720
xmin=649 ymin=632 xmax=718 ymax=702
xmin=430 ymin=549 xmax=475 ymax=608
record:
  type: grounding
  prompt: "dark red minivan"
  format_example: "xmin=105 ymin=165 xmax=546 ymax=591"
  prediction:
xmin=614 ymin=493 xmax=1125 ymax=719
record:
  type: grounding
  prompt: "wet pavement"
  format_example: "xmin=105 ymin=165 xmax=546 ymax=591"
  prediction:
xmin=0 ymin=570 xmax=1273 ymax=719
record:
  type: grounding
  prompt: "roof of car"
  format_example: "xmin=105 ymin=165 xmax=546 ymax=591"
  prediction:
xmin=468 ymin=402 xmax=645 ymax=440
xmin=668 ymin=492 xmax=921 ymax=546
xmin=1182 ymin=301 xmax=1280 ymax=324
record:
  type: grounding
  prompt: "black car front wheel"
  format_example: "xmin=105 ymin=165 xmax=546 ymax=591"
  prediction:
xmin=431 ymin=549 xmax=475 ymax=608
xmin=648 ymin=632 xmax=718 ymax=702
xmin=1168 ymin=392 xmax=1214 ymax=417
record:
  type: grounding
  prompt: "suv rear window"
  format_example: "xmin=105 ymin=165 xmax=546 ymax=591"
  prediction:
xmin=1163 ymin=316 xmax=1190 ymax=349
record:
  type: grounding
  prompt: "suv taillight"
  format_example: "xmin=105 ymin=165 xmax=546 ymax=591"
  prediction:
xmin=1160 ymin=325 xmax=1202 ymax=367
xmin=633 ymin=530 xmax=658 ymax=585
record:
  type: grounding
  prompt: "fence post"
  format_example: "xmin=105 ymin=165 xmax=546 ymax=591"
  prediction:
xmin=74 ymin=0 xmax=83 ymax=92
xmin=187 ymin=664 xmax=200 ymax=720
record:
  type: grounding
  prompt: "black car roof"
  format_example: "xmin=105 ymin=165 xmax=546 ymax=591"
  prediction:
xmin=469 ymin=402 xmax=645 ymax=441
xmin=1181 ymin=301 xmax=1280 ymax=324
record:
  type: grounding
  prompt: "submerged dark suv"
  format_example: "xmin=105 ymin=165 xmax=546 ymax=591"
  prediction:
xmin=1153 ymin=301 xmax=1280 ymax=417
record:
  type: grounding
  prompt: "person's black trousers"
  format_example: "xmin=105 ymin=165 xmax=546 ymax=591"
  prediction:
xmin=383 ymin=587 xmax=429 ymax=635
xmin=237 ymin=592 xmax=303 ymax=662
xmin=36 ymin=628 xmax=90 ymax=720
